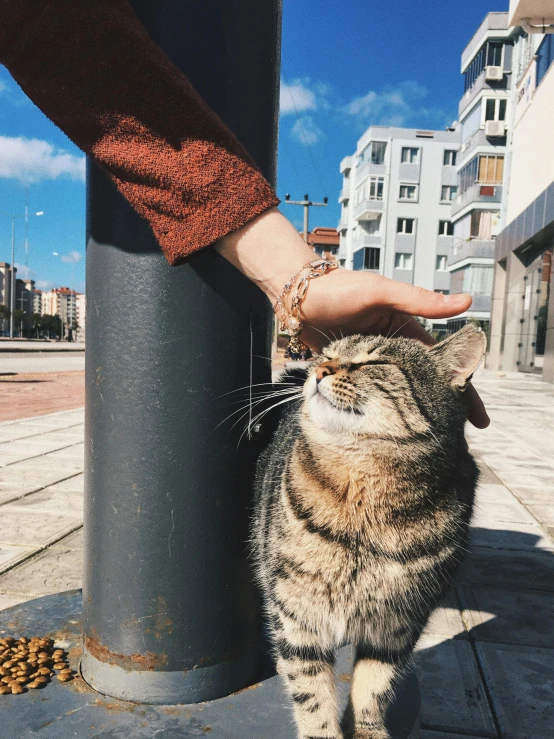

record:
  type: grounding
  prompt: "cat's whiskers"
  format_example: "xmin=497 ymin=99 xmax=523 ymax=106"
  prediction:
xmin=239 ymin=393 xmax=303 ymax=447
xmin=213 ymin=388 xmax=301 ymax=434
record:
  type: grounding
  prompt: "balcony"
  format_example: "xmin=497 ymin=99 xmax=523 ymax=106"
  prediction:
xmin=451 ymin=183 xmax=503 ymax=218
xmin=337 ymin=215 xmax=349 ymax=232
xmin=448 ymin=239 xmax=496 ymax=267
xmin=461 ymin=12 xmax=510 ymax=71
xmin=338 ymin=181 xmax=350 ymax=202
xmin=340 ymin=156 xmax=353 ymax=174
xmin=354 ymin=198 xmax=384 ymax=222
xmin=354 ymin=233 xmax=382 ymax=249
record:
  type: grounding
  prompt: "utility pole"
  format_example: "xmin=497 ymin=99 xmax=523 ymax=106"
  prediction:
xmin=284 ymin=193 xmax=328 ymax=243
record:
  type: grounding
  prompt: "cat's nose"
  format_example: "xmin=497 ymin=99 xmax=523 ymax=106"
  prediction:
xmin=315 ymin=363 xmax=336 ymax=383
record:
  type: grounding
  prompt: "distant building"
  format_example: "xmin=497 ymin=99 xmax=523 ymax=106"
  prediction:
xmin=489 ymin=0 xmax=554 ymax=382
xmin=0 ymin=261 xmax=15 ymax=311
xmin=16 ymin=278 xmax=35 ymax=316
xmin=447 ymin=11 xmax=517 ymax=332
xmin=76 ymin=292 xmax=86 ymax=341
xmin=308 ymin=227 xmax=340 ymax=261
xmin=338 ymin=125 xmax=460 ymax=332
xmin=33 ymin=289 xmax=42 ymax=315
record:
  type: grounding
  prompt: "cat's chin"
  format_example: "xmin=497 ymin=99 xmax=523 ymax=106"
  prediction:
xmin=305 ymin=392 xmax=364 ymax=436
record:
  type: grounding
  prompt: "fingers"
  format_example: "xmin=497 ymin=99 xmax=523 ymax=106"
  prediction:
xmin=373 ymin=276 xmax=472 ymax=318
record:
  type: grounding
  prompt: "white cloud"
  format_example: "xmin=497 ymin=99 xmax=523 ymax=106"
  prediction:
xmin=35 ymin=279 xmax=53 ymax=290
xmin=14 ymin=263 xmax=33 ymax=280
xmin=345 ymin=81 xmax=441 ymax=127
xmin=0 ymin=136 xmax=85 ymax=184
xmin=291 ymin=116 xmax=324 ymax=146
xmin=61 ymin=250 xmax=82 ymax=264
xmin=280 ymin=79 xmax=317 ymax=116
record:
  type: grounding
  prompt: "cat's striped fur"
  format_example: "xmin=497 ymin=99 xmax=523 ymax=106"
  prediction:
xmin=252 ymin=325 xmax=485 ymax=739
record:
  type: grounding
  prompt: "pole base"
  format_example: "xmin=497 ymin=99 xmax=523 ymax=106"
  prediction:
xmin=0 ymin=591 xmax=420 ymax=738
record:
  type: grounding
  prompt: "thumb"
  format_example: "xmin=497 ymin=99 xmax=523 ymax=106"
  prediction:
xmin=373 ymin=276 xmax=472 ymax=318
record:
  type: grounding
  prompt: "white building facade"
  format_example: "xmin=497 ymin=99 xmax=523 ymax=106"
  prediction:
xmin=448 ymin=12 xmax=517 ymax=331
xmin=338 ymin=126 xmax=460 ymax=330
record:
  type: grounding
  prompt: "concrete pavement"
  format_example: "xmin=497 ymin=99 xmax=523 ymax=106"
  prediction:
xmin=0 ymin=369 xmax=553 ymax=739
xmin=0 ymin=351 xmax=85 ymax=375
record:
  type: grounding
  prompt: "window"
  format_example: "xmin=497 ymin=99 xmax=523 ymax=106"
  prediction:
xmin=487 ymin=41 xmax=503 ymax=67
xmin=484 ymin=98 xmax=507 ymax=121
xmin=434 ymin=289 xmax=450 ymax=295
xmin=470 ymin=210 xmax=500 ymax=239
xmin=353 ymin=247 xmax=380 ymax=271
xmin=462 ymin=265 xmax=494 ymax=295
xmin=438 ymin=220 xmax=454 ymax=236
xmin=436 ymin=255 xmax=448 ymax=271
xmin=395 ymin=253 xmax=413 ymax=270
xmin=443 ymin=150 xmax=457 ymax=166
xmin=360 ymin=141 xmax=387 ymax=165
xmin=401 ymin=147 xmax=419 ymax=164
xmin=397 ymin=218 xmax=415 ymax=234
xmin=370 ymin=141 xmax=387 ymax=165
xmin=464 ymin=41 xmax=505 ymax=92
xmin=441 ymin=185 xmax=457 ymax=202
xmin=478 ymin=155 xmax=504 ymax=183
xmin=368 ymin=176 xmax=384 ymax=200
xmin=399 ymin=184 xmax=417 ymax=200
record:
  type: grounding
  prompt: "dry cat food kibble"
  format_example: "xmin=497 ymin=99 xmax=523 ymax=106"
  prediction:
xmin=0 ymin=636 xmax=74 ymax=695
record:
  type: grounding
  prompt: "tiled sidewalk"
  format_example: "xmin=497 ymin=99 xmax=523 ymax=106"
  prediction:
xmin=0 ymin=370 xmax=553 ymax=739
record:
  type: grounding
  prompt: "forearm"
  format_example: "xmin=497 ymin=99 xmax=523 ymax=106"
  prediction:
xmin=0 ymin=0 xmax=278 ymax=264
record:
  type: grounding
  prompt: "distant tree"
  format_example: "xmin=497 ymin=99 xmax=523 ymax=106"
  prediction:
xmin=40 ymin=314 xmax=62 ymax=339
xmin=29 ymin=313 xmax=42 ymax=338
xmin=13 ymin=309 xmax=25 ymax=337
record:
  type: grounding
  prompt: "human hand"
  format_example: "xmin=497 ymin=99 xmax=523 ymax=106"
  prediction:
xmin=216 ymin=207 xmax=489 ymax=429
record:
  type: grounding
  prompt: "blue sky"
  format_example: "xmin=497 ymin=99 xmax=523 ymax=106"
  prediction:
xmin=0 ymin=0 xmax=504 ymax=292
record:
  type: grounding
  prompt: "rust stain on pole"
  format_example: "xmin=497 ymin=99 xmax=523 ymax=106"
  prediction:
xmin=84 ymin=633 xmax=168 ymax=671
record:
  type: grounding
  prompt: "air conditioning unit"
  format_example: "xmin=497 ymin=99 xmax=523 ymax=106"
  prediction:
xmin=485 ymin=66 xmax=504 ymax=81
xmin=485 ymin=120 xmax=506 ymax=137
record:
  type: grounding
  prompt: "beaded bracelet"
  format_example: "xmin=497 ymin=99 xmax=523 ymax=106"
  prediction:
xmin=273 ymin=259 xmax=339 ymax=353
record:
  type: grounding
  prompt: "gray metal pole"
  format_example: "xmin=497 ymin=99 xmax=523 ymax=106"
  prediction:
xmin=9 ymin=218 xmax=14 ymax=339
xmin=81 ymin=0 xmax=281 ymax=704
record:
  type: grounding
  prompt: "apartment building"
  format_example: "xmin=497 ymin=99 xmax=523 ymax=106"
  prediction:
xmin=489 ymin=0 xmax=554 ymax=382
xmin=447 ymin=12 xmax=517 ymax=332
xmin=15 ymin=278 xmax=35 ymax=315
xmin=338 ymin=126 xmax=460 ymax=330
xmin=41 ymin=287 xmax=77 ymax=326
xmin=33 ymin=289 xmax=42 ymax=315
xmin=0 ymin=262 xmax=15 ymax=311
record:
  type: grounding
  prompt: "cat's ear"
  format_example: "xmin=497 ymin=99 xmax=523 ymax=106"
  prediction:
xmin=429 ymin=325 xmax=487 ymax=390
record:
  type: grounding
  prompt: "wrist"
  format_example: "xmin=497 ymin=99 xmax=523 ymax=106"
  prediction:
xmin=215 ymin=207 xmax=316 ymax=303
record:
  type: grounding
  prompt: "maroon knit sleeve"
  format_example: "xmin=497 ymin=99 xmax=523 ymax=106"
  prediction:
xmin=0 ymin=0 xmax=280 ymax=265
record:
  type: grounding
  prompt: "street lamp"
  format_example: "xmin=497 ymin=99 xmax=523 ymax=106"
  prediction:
xmin=0 ymin=208 xmax=44 ymax=338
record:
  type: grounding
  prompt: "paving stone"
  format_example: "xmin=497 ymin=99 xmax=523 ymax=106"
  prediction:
xmin=0 ymin=547 xmax=82 ymax=596
xmin=457 ymin=546 xmax=554 ymax=591
xmin=0 ymin=543 xmax=36 ymax=572
xmin=414 ymin=634 xmax=496 ymax=737
xmin=421 ymin=732 xmax=489 ymax=739
xmin=471 ymin=494 xmax=538 ymax=527
xmin=470 ymin=522 xmax=554 ymax=551
xmin=50 ymin=527 xmax=83 ymax=551
xmin=0 ymin=509 xmax=81 ymax=547
xmin=2 ymin=487 xmax=83 ymax=516
xmin=525 ymin=505 xmax=554 ymax=525
xmin=0 ymin=594 xmax=31 ymax=611
xmin=0 ymin=437 xmax=81 ymax=466
xmin=474 ymin=483 xmax=522 ymax=505
xmin=45 ymin=473 xmax=84 ymax=493
xmin=511 ymin=487 xmax=554 ymax=504
xmin=459 ymin=586 xmax=554 ymax=648
xmin=476 ymin=642 xmax=554 ymax=739
xmin=422 ymin=592 xmax=466 ymax=640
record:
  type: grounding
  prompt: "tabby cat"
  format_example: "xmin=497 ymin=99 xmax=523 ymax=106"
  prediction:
xmin=252 ymin=325 xmax=486 ymax=739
